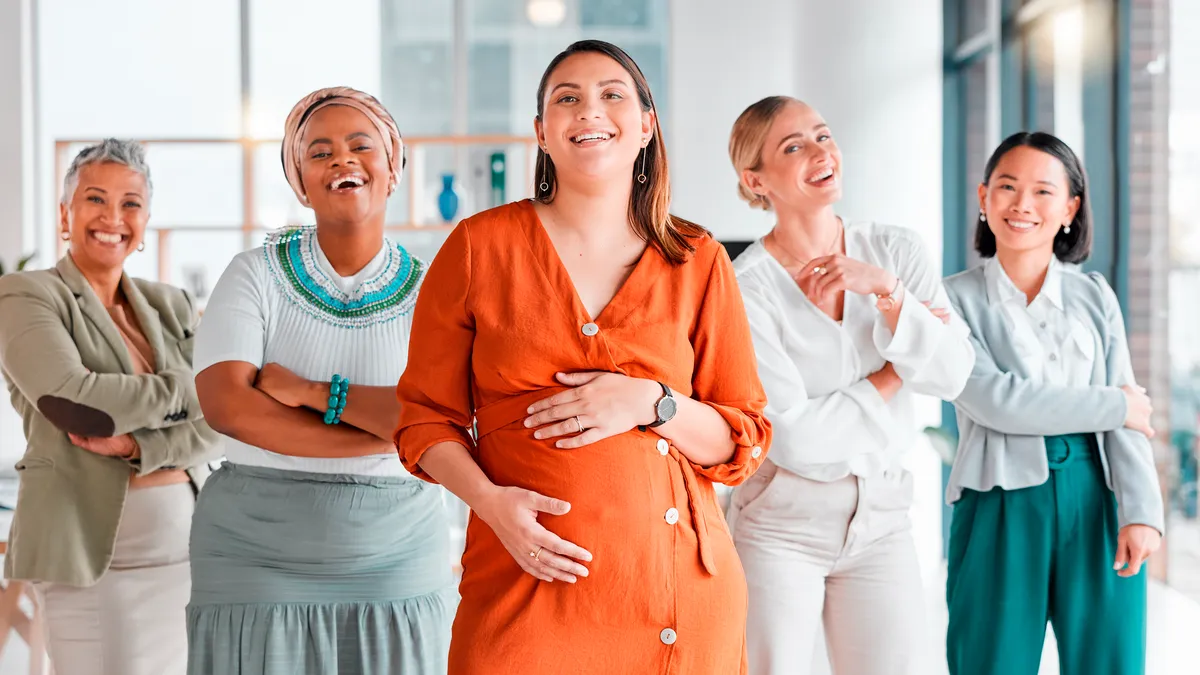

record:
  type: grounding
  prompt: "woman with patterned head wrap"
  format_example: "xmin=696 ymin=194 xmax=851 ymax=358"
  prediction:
xmin=187 ymin=86 xmax=454 ymax=674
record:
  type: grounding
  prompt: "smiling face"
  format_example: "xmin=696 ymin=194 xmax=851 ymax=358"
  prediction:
xmin=298 ymin=104 xmax=392 ymax=228
xmin=740 ymin=101 xmax=842 ymax=212
xmin=60 ymin=161 xmax=150 ymax=273
xmin=534 ymin=51 xmax=654 ymax=185
xmin=979 ymin=145 xmax=1081 ymax=258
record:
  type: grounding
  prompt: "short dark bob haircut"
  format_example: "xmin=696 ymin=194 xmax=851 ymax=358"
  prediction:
xmin=974 ymin=131 xmax=1092 ymax=264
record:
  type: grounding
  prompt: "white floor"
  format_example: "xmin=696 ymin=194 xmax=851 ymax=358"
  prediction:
xmin=797 ymin=565 xmax=1200 ymax=675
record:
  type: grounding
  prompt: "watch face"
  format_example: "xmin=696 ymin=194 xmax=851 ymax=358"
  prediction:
xmin=657 ymin=396 xmax=678 ymax=422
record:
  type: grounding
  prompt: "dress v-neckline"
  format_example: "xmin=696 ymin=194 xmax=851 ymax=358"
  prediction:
xmin=522 ymin=200 xmax=655 ymax=328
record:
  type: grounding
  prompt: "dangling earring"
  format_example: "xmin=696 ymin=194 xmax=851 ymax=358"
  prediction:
xmin=636 ymin=147 xmax=648 ymax=185
xmin=60 ymin=230 xmax=70 ymax=241
xmin=979 ymin=210 xmax=986 ymax=223
xmin=1063 ymin=222 xmax=1072 ymax=234
xmin=137 ymin=242 xmax=145 ymax=252
xmin=539 ymin=149 xmax=550 ymax=193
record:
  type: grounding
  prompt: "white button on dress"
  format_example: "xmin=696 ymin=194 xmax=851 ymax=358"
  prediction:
xmin=751 ymin=446 xmax=762 ymax=459
xmin=660 ymin=628 xmax=677 ymax=645
xmin=665 ymin=508 xmax=679 ymax=525
xmin=581 ymin=322 xmax=599 ymax=336
xmin=657 ymin=439 xmax=669 ymax=456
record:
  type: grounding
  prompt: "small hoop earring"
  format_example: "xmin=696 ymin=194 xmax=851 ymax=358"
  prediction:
xmin=60 ymin=231 xmax=70 ymax=241
xmin=636 ymin=147 xmax=648 ymax=185
xmin=979 ymin=211 xmax=986 ymax=223
xmin=137 ymin=242 xmax=145 ymax=252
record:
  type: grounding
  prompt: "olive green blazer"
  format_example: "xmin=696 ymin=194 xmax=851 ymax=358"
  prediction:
xmin=0 ymin=254 xmax=222 ymax=586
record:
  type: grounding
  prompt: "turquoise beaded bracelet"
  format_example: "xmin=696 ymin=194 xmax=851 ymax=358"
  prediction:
xmin=323 ymin=374 xmax=349 ymax=425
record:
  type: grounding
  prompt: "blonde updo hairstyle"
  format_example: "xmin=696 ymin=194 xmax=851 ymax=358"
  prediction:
xmin=728 ymin=95 xmax=801 ymax=212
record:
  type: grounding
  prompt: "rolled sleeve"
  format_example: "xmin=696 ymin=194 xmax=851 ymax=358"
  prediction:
xmin=394 ymin=222 xmax=478 ymax=483
xmin=686 ymin=246 xmax=772 ymax=486
xmin=694 ymin=402 xmax=771 ymax=485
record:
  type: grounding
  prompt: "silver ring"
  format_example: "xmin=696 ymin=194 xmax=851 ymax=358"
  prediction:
xmin=573 ymin=416 xmax=584 ymax=433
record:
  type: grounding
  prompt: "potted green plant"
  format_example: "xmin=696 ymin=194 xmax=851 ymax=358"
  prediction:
xmin=922 ymin=425 xmax=957 ymax=465
xmin=0 ymin=253 xmax=37 ymax=276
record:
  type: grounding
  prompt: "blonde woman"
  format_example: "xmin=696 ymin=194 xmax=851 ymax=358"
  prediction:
xmin=725 ymin=96 xmax=975 ymax=674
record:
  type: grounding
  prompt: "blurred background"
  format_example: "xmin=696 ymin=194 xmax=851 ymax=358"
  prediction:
xmin=0 ymin=0 xmax=1197 ymax=672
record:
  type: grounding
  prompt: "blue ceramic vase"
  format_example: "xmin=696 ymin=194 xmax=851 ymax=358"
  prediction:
xmin=437 ymin=173 xmax=460 ymax=222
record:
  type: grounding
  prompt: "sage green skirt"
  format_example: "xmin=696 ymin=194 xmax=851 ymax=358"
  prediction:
xmin=186 ymin=462 xmax=456 ymax=674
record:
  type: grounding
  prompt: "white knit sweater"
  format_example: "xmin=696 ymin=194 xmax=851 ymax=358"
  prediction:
xmin=193 ymin=226 xmax=424 ymax=476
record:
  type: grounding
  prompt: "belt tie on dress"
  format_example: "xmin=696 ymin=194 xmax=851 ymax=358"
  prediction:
xmin=474 ymin=389 xmax=719 ymax=576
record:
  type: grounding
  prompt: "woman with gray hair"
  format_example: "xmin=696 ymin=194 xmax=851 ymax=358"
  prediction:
xmin=0 ymin=138 xmax=223 ymax=675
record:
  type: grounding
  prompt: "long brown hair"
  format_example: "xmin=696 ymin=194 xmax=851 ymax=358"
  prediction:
xmin=533 ymin=40 xmax=707 ymax=265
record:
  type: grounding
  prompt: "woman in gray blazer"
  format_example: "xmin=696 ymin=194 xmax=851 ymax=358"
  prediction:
xmin=943 ymin=131 xmax=1162 ymax=675
xmin=0 ymin=139 xmax=222 ymax=675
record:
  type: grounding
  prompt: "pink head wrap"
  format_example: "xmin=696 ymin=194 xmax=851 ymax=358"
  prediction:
xmin=281 ymin=86 xmax=405 ymax=205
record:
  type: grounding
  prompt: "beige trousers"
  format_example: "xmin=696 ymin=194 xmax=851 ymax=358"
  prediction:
xmin=729 ymin=462 xmax=927 ymax=675
xmin=37 ymin=483 xmax=194 ymax=675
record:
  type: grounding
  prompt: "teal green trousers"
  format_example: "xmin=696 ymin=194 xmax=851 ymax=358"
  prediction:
xmin=946 ymin=434 xmax=1147 ymax=675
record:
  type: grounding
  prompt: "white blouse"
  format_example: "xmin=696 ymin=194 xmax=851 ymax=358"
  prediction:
xmin=984 ymin=256 xmax=1094 ymax=386
xmin=193 ymin=226 xmax=423 ymax=476
xmin=734 ymin=221 xmax=975 ymax=482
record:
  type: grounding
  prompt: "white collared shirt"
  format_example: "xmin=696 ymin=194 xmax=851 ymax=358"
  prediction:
xmin=984 ymin=256 xmax=1095 ymax=387
xmin=733 ymin=221 xmax=975 ymax=482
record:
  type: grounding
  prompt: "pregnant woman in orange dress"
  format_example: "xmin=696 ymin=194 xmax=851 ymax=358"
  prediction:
xmin=395 ymin=40 xmax=771 ymax=674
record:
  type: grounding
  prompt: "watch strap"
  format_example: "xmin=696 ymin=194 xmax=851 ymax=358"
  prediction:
xmin=642 ymin=382 xmax=674 ymax=430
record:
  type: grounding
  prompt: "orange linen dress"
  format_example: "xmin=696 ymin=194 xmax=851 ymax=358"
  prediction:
xmin=396 ymin=200 xmax=771 ymax=674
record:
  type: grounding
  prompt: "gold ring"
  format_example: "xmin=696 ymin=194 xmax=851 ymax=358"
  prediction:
xmin=814 ymin=266 xmax=827 ymax=276
xmin=530 ymin=546 xmax=544 ymax=561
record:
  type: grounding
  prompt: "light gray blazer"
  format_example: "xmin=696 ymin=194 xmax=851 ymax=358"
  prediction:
xmin=943 ymin=262 xmax=1163 ymax=531
xmin=0 ymin=255 xmax=222 ymax=585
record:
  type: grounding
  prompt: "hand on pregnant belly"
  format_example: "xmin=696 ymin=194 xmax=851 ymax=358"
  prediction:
xmin=524 ymin=371 xmax=658 ymax=449
xmin=476 ymin=485 xmax=594 ymax=583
